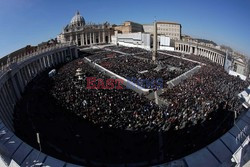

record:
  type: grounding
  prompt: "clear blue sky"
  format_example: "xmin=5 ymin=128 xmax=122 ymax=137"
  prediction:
xmin=0 ymin=0 xmax=250 ymax=58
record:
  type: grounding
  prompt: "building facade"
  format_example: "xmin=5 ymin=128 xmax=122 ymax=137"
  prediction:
xmin=174 ymin=40 xmax=247 ymax=76
xmin=175 ymin=40 xmax=226 ymax=66
xmin=111 ymin=31 xmax=151 ymax=50
xmin=57 ymin=11 xmax=114 ymax=46
xmin=143 ymin=21 xmax=182 ymax=40
xmin=114 ymin=21 xmax=144 ymax=34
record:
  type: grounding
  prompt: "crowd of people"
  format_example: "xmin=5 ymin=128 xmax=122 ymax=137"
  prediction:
xmin=13 ymin=46 xmax=250 ymax=165
xmin=51 ymin=59 xmax=169 ymax=131
xmin=87 ymin=51 xmax=121 ymax=61
xmin=89 ymin=50 xmax=197 ymax=88
xmin=159 ymin=60 xmax=248 ymax=129
xmin=49 ymin=50 xmax=247 ymax=132
xmin=105 ymin=45 xmax=147 ymax=54
xmin=162 ymin=50 xmax=216 ymax=65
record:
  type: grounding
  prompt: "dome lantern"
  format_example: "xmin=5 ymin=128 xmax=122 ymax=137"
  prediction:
xmin=70 ymin=11 xmax=85 ymax=27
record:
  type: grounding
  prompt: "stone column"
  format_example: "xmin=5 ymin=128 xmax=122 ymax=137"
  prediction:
xmin=54 ymin=54 xmax=58 ymax=65
xmin=220 ymin=56 xmax=223 ymax=66
xmin=41 ymin=56 xmax=45 ymax=69
xmin=50 ymin=54 xmax=54 ymax=66
xmin=38 ymin=58 xmax=43 ymax=71
xmin=108 ymin=31 xmax=111 ymax=43
xmin=62 ymin=51 xmax=64 ymax=62
xmin=0 ymin=90 xmax=13 ymax=128
xmin=35 ymin=61 xmax=40 ymax=74
xmin=43 ymin=56 xmax=48 ymax=68
xmin=51 ymin=54 xmax=55 ymax=66
xmin=27 ymin=64 xmax=32 ymax=77
xmin=31 ymin=62 xmax=36 ymax=76
xmin=3 ymin=83 xmax=15 ymax=106
xmin=25 ymin=65 xmax=31 ymax=82
xmin=59 ymin=52 xmax=63 ymax=63
xmin=0 ymin=94 xmax=12 ymax=129
xmin=90 ymin=33 xmax=92 ymax=45
xmin=40 ymin=57 xmax=45 ymax=70
xmin=218 ymin=56 xmax=221 ymax=65
xmin=39 ymin=59 xmax=43 ymax=71
xmin=103 ymin=31 xmax=106 ymax=43
xmin=35 ymin=60 xmax=40 ymax=73
xmin=26 ymin=64 xmax=32 ymax=80
xmin=74 ymin=47 xmax=78 ymax=58
xmin=85 ymin=33 xmax=88 ymax=45
xmin=81 ymin=34 xmax=84 ymax=46
xmin=69 ymin=48 xmax=73 ymax=60
xmin=222 ymin=56 xmax=225 ymax=66
xmin=98 ymin=32 xmax=101 ymax=44
xmin=93 ymin=32 xmax=96 ymax=44
xmin=19 ymin=69 xmax=26 ymax=87
xmin=76 ymin=34 xmax=78 ymax=45
xmin=3 ymin=84 xmax=16 ymax=125
xmin=22 ymin=66 xmax=29 ymax=84
xmin=10 ymin=75 xmax=21 ymax=100
xmin=70 ymin=35 xmax=73 ymax=43
xmin=46 ymin=55 xmax=50 ymax=67
xmin=58 ymin=52 xmax=62 ymax=64
xmin=2 ymin=85 xmax=15 ymax=123
xmin=63 ymin=50 xmax=66 ymax=62
xmin=30 ymin=62 xmax=35 ymax=76
xmin=23 ymin=67 xmax=29 ymax=86
xmin=16 ymin=71 xmax=24 ymax=93
xmin=55 ymin=53 xmax=59 ymax=65
xmin=29 ymin=63 xmax=34 ymax=79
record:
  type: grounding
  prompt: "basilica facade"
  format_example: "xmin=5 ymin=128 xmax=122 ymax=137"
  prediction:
xmin=57 ymin=11 xmax=114 ymax=46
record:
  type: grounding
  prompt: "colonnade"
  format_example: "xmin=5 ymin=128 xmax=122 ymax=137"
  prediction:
xmin=69 ymin=30 xmax=112 ymax=46
xmin=0 ymin=45 xmax=77 ymax=131
xmin=175 ymin=42 xmax=225 ymax=66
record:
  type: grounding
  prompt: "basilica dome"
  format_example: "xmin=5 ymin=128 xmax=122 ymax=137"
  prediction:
xmin=70 ymin=11 xmax=85 ymax=27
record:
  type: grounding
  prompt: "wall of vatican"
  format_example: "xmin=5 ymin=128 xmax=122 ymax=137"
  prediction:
xmin=0 ymin=44 xmax=79 ymax=167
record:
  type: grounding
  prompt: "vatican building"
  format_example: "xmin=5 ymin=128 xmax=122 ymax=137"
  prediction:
xmin=57 ymin=11 xmax=114 ymax=46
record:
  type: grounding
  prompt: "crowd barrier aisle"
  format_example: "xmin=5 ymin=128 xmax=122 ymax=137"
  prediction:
xmin=84 ymin=57 xmax=151 ymax=95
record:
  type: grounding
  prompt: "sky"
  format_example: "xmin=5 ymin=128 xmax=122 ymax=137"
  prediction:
xmin=0 ymin=0 xmax=250 ymax=58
